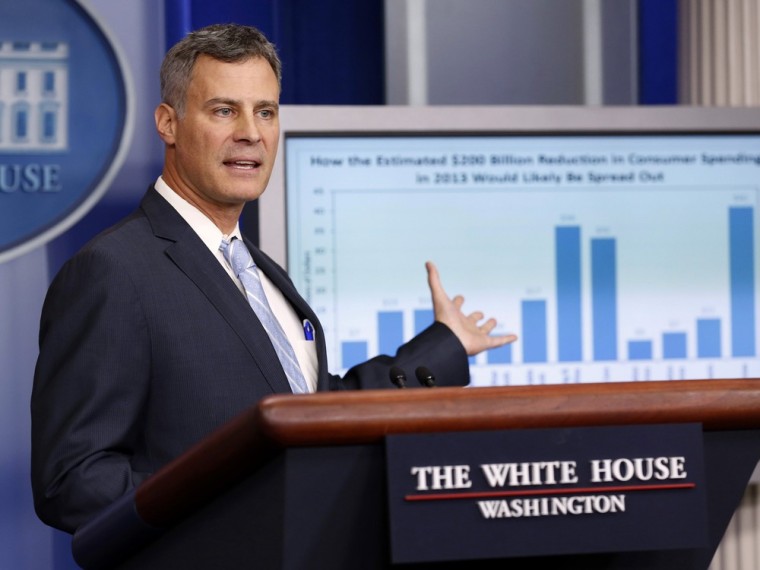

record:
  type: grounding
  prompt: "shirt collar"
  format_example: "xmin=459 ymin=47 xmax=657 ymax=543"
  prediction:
xmin=154 ymin=176 xmax=242 ymax=253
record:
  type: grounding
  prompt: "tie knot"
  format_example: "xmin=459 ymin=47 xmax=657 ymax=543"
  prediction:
xmin=220 ymin=237 xmax=254 ymax=278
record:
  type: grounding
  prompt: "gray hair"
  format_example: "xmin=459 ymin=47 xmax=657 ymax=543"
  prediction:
xmin=160 ymin=23 xmax=282 ymax=115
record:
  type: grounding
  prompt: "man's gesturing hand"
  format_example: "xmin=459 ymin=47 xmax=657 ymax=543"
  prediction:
xmin=426 ymin=261 xmax=517 ymax=356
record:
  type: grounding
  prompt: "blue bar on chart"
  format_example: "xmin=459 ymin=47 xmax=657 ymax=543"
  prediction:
xmin=522 ymin=300 xmax=547 ymax=363
xmin=378 ymin=310 xmax=404 ymax=355
xmin=342 ymin=340 xmax=368 ymax=369
xmin=729 ymin=207 xmax=756 ymax=357
xmin=662 ymin=332 xmax=687 ymax=359
xmin=697 ymin=318 xmax=721 ymax=358
xmin=628 ymin=340 xmax=652 ymax=361
xmin=591 ymin=237 xmax=618 ymax=361
xmin=414 ymin=308 xmax=434 ymax=335
xmin=556 ymin=226 xmax=582 ymax=361
xmin=487 ymin=343 xmax=512 ymax=364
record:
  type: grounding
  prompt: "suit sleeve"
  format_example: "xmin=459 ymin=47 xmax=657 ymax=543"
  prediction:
xmin=328 ymin=321 xmax=470 ymax=391
xmin=31 ymin=247 xmax=151 ymax=533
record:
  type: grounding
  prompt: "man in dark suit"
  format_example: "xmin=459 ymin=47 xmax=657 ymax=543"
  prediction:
xmin=31 ymin=24 xmax=516 ymax=534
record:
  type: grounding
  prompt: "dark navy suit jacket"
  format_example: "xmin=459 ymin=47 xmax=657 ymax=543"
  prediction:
xmin=31 ymin=187 xmax=469 ymax=532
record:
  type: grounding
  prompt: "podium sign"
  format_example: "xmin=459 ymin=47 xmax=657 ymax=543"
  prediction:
xmin=386 ymin=423 xmax=707 ymax=564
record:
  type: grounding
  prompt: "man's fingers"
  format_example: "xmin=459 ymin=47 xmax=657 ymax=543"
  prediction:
xmin=479 ymin=318 xmax=497 ymax=334
xmin=425 ymin=261 xmax=445 ymax=298
xmin=468 ymin=311 xmax=485 ymax=323
xmin=489 ymin=333 xmax=518 ymax=348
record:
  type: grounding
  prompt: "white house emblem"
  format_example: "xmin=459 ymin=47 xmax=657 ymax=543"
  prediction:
xmin=0 ymin=0 xmax=132 ymax=263
xmin=0 ymin=41 xmax=69 ymax=153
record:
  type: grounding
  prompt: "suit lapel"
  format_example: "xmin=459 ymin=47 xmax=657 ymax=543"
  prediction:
xmin=140 ymin=188 xmax=293 ymax=394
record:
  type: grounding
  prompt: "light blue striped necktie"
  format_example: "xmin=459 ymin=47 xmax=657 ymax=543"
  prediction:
xmin=220 ymin=237 xmax=309 ymax=394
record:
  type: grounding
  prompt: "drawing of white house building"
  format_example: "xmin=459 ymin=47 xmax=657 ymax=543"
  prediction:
xmin=0 ymin=41 xmax=68 ymax=153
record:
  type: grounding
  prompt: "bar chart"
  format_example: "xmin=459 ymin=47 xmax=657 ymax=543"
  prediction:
xmin=296 ymin=188 xmax=756 ymax=385
xmin=285 ymin=134 xmax=760 ymax=385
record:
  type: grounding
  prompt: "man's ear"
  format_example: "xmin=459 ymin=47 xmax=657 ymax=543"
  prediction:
xmin=155 ymin=103 xmax=178 ymax=145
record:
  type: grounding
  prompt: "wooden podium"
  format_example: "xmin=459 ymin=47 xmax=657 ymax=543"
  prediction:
xmin=72 ymin=379 xmax=760 ymax=569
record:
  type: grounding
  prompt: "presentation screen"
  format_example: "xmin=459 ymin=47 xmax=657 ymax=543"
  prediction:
xmin=262 ymin=106 xmax=760 ymax=386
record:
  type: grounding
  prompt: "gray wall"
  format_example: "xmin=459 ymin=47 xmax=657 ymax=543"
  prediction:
xmin=385 ymin=0 xmax=637 ymax=105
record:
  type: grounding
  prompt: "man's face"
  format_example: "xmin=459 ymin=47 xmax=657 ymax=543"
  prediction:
xmin=157 ymin=54 xmax=280 ymax=221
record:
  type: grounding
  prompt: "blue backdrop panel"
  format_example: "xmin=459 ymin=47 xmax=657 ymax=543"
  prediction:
xmin=273 ymin=0 xmax=385 ymax=105
xmin=173 ymin=0 xmax=385 ymax=105
xmin=638 ymin=0 xmax=678 ymax=104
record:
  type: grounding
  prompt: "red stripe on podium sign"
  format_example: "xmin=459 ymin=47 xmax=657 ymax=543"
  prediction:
xmin=405 ymin=482 xmax=697 ymax=502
